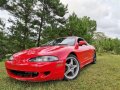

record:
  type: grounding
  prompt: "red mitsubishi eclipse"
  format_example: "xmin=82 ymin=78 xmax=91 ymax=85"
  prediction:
xmin=5 ymin=36 xmax=96 ymax=82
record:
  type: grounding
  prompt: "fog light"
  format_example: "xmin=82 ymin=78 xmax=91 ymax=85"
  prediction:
xmin=44 ymin=71 xmax=50 ymax=76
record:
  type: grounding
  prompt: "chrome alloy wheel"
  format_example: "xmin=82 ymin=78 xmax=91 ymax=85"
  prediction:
xmin=65 ymin=56 xmax=80 ymax=80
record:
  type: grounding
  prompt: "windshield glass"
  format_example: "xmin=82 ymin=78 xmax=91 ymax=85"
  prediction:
xmin=43 ymin=37 xmax=76 ymax=46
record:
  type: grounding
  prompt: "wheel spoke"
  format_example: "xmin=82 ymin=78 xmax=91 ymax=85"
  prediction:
xmin=70 ymin=59 xmax=74 ymax=65
xmin=70 ymin=70 xmax=74 ymax=76
xmin=72 ymin=65 xmax=77 ymax=69
xmin=65 ymin=69 xmax=71 ymax=75
xmin=66 ymin=63 xmax=70 ymax=67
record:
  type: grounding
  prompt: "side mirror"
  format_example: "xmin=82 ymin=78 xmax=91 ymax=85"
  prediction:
xmin=79 ymin=41 xmax=87 ymax=46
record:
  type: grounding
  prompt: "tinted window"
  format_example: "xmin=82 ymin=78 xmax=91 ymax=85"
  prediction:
xmin=44 ymin=37 xmax=76 ymax=46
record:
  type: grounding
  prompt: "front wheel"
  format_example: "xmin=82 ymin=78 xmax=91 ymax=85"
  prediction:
xmin=64 ymin=54 xmax=80 ymax=80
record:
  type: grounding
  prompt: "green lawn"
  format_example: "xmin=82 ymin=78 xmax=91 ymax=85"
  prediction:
xmin=0 ymin=54 xmax=120 ymax=90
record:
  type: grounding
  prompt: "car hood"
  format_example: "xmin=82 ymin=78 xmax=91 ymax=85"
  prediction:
xmin=13 ymin=45 xmax=67 ymax=60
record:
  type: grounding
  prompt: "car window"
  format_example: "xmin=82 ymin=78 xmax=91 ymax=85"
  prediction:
xmin=77 ymin=38 xmax=84 ymax=43
xmin=77 ymin=38 xmax=88 ymax=45
xmin=44 ymin=37 xmax=76 ymax=46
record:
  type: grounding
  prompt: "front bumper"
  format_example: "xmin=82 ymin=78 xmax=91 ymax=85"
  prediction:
xmin=5 ymin=60 xmax=65 ymax=82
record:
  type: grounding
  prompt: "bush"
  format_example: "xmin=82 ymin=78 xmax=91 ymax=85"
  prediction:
xmin=93 ymin=38 xmax=120 ymax=54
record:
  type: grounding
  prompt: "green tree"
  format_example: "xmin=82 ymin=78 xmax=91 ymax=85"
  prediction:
xmin=93 ymin=36 xmax=120 ymax=54
xmin=3 ymin=0 xmax=67 ymax=50
xmin=5 ymin=0 xmax=38 ymax=50
xmin=0 ymin=0 xmax=6 ymax=7
xmin=32 ymin=0 xmax=67 ymax=46
xmin=42 ymin=13 xmax=97 ymax=43
xmin=0 ymin=19 xmax=7 ymax=59
xmin=42 ymin=26 xmax=66 ymax=43
xmin=65 ymin=13 xmax=97 ymax=42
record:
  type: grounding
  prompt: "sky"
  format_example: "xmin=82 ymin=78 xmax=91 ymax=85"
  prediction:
xmin=60 ymin=0 xmax=120 ymax=38
xmin=0 ymin=0 xmax=120 ymax=38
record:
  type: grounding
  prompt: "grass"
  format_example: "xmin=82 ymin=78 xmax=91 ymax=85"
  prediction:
xmin=0 ymin=53 xmax=120 ymax=90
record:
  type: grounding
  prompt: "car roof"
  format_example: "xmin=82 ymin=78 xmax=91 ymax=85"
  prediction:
xmin=56 ymin=36 xmax=84 ymax=40
xmin=65 ymin=36 xmax=84 ymax=39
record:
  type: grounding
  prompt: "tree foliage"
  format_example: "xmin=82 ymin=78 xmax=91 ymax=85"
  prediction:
xmin=32 ymin=0 xmax=67 ymax=46
xmin=3 ymin=0 xmax=67 ymax=51
xmin=65 ymin=13 xmax=96 ymax=42
xmin=42 ymin=13 xmax=97 ymax=43
xmin=93 ymin=33 xmax=120 ymax=54
xmin=0 ymin=0 xmax=120 ymax=57
xmin=0 ymin=0 xmax=7 ymax=8
xmin=0 ymin=19 xmax=7 ymax=59
xmin=5 ymin=0 xmax=38 ymax=50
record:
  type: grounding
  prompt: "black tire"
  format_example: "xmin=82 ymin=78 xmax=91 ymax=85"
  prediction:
xmin=91 ymin=52 xmax=96 ymax=64
xmin=64 ymin=54 xmax=80 ymax=80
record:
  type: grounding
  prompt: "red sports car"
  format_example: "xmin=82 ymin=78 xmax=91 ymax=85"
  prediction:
xmin=5 ymin=36 xmax=96 ymax=82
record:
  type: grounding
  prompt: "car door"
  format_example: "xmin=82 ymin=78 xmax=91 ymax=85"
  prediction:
xmin=76 ymin=38 xmax=90 ymax=67
xmin=78 ymin=44 xmax=90 ymax=65
xmin=87 ymin=45 xmax=95 ymax=62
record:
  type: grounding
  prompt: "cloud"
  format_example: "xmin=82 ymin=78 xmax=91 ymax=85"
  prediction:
xmin=61 ymin=0 xmax=120 ymax=38
xmin=0 ymin=10 xmax=10 ymax=24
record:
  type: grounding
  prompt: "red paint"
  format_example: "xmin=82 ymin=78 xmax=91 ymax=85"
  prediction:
xmin=5 ymin=36 xmax=95 ymax=82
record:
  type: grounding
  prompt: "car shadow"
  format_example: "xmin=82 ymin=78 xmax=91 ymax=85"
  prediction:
xmin=81 ymin=63 xmax=93 ymax=71
xmin=80 ymin=63 xmax=96 ymax=76
xmin=3 ymin=76 xmax=64 ymax=87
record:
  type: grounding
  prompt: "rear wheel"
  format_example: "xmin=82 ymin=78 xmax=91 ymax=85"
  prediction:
xmin=64 ymin=54 xmax=80 ymax=80
xmin=91 ymin=52 xmax=96 ymax=64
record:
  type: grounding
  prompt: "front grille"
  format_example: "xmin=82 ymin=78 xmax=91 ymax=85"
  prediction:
xmin=10 ymin=70 xmax=39 ymax=78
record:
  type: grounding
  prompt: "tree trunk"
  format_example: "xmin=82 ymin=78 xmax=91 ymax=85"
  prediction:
xmin=37 ymin=1 xmax=45 ymax=47
xmin=37 ymin=17 xmax=43 ymax=47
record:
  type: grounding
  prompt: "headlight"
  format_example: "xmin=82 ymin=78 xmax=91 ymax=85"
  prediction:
xmin=9 ymin=56 xmax=13 ymax=61
xmin=29 ymin=56 xmax=58 ymax=62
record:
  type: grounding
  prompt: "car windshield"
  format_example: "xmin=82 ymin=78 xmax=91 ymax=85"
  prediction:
xmin=43 ymin=37 xmax=76 ymax=46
